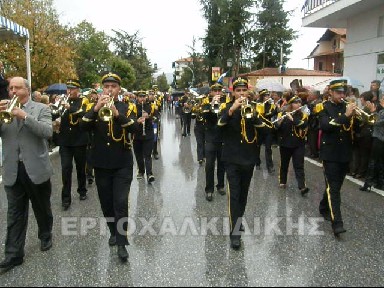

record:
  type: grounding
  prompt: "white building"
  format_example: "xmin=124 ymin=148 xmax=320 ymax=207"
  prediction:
xmin=302 ymin=0 xmax=384 ymax=89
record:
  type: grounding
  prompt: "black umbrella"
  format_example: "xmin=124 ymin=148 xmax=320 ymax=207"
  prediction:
xmin=45 ymin=83 xmax=67 ymax=95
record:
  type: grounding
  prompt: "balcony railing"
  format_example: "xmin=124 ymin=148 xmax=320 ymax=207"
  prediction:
xmin=302 ymin=0 xmax=340 ymax=16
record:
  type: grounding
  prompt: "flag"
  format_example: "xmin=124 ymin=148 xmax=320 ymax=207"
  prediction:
xmin=217 ymin=71 xmax=229 ymax=84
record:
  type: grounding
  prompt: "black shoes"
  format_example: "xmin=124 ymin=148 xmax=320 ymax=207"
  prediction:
xmin=301 ymin=187 xmax=310 ymax=196
xmin=198 ymin=160 xmax=205 ymax=166
xmin=41 ymin=238 xmax=53 ymax=252
xmin=153 ymin=153 xmax=160 ymax=160
xmin=333 ymin=222 xmax=347 ymax=237
xmin=206 ymin=192 xmax=213 ymax=202
xmin=117 ymin=246 xmax=129 ymax=263
xmin=218 ymin=188 xmax=226 ymax=196
xmin=360 ymin=183 xmax=372 ymax=192
xmin=230 ymin=237 xmax=241 ymax=250
xmin=88 ymin=178 xmax=94 ymax=185
xmin=0 ymin=257 xmax=24 ymax=272
xmin=62 ymin=203 xmax=70 ymax=211
xmin=109 ymin=235 xmax=117 ymax=247
xmin=239 ymin=224 xmax=245 ymax=232
xmin=148 ymin=175 xmax=155 ymax=184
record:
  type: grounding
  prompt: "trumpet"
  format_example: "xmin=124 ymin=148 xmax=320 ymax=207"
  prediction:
xmin=98 ymin=93 xmax=115 ymax=122
xmin=241 ymin=98 xmax=254 ymax=119
xmin=342 ymin=99 xmax=375 ymax=123
xmin=0 ymin=94 xmax=20 ymax=124
xmin=272 ymin=105 xmax=309 ymax=124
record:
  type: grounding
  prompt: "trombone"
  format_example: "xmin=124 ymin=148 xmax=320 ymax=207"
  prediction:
xmin=98 ymin=93 xmax=115 ymax=122
xmin=0 ymin=94 xmax=20 ymax=124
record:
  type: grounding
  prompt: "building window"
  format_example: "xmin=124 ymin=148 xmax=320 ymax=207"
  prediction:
xmin=319 ymin=62 xmax=323 ymax=71
xmin=378 ymin=53 xmax=384 ymax=65
xmin=379 ymin=16 xmax=384 ymax=37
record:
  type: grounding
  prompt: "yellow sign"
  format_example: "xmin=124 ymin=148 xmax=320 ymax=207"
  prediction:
xmin=212 ymin=67 xmax=221 ymax=82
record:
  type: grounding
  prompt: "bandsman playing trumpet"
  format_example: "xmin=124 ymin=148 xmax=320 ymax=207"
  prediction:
xmin=203 ymin=83 xmax=227 ymax=202
xmin=81 ymin=72 xmax=138 ymax=262
xmin=58 ymin=79 xmax=89 ymax=211
xmin=318 ymin=79 xmax=360 ymax=237
xmin=0 ymin=77 xmax=54 ymax=272
xmin=218 ymin=77 xmax=265 ymax=250
xmin=275 ymin=93 xmax=310 ymax=196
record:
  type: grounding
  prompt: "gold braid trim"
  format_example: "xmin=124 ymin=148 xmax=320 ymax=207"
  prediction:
xmin=241 ymin=118 xmax=257 ymax=144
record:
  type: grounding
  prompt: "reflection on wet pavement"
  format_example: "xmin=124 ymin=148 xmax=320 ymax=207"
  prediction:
xmin=0 ymin=110 xmax=383 ymax=286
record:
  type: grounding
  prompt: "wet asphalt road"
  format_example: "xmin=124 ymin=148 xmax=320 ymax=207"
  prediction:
xmin=0 ymin=109 xmax=383 ymax=287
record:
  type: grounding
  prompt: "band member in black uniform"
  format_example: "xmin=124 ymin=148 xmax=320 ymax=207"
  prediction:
xmin=218 ymin=77 xmax=264 ymax=250
xmin=275 ymin=94 xmax=310 ymax=196
xmin=256 ymin=89 xmax=278 ymax=174
xmin=318 ymin=79 xmax=358 ymax=237
xmin=58 ymin=80 xmax=89 ymax=210
xmin=180 ymin=92 xmax=193 ymax=137
xmin=133 ymin=91 xmax=158 ymax=183
xmin=193 ymin=96 xmax=206 ymax=165
xmin=307 ymin=90 xmax=322 ymax=159
xmin=148 ymin=91 xmax=160 ymax=160
xmin=81 ymin=72 xmax=138 ymax=262
xmin=203 ymin=83 xmax=226 ymax=202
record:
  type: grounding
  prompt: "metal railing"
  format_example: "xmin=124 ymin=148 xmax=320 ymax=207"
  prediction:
xmin=302 ymin=0 xmax=340 ymax=16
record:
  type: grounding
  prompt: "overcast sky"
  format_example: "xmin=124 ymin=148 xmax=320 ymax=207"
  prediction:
xmin=53 ymin=0 xmax=325 ymax=74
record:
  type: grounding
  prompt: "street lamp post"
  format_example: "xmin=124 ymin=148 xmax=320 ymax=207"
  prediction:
xmin=186 ymin=66 xmax=195 ymax=88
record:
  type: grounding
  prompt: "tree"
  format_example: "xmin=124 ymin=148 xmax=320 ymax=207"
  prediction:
xmin=156 ymin=73 xmax=170 ymax=92
xmin=109 ymin=56 xmax=136 ymax=90
xmin=111 ymin=30 xmax=155 ymax=90
xmin=251 ymin=0 xmax=297 ymax=69
xmin=70 ymin=21 xmax=113 ymax=88
xmin=0 ymin=0 xmax=76 ymax=90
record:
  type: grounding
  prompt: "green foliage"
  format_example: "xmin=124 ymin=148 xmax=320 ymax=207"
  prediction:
xmin=156 ymin=73 xmax=170 ymax=92
xmin=109 ymin=56 xmax=136 ymax=90
xmin=71 ymin=21 xmax=112 ymax=88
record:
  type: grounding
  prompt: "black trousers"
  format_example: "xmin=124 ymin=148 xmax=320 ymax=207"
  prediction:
xmin=256 ymin=130 xmax=274 ymax=169
xmin=182 ymin=113 xmax=192 ymax=136
xmin=4 ymin=162 xmax=53 ymax=259
xmin=279 ymin=146 xmax=306 ymax=189
xmin=205 ymin=143 xmax=225 ymax=193
xmin=351 ymin=135 xmax=372 ymax=177
xmin=153 ymin=122 xmax=160 ymax=156
xmin=86 ymin=145 xmax=94 ymax=180
xmin=225 ymin=163 xmax=255 ymax=236
xmin=133 ymin=139 xmax=154 ymax=175
xmin=194 ymin=123 xmax=205 ymax=161
xmin=94 ymin=167 xmax=132 ymax=246
xmin=320 ymin=161 xmax=349 ymax=224
xmin=365 ymin=138 xmax=384 ymax=187
xmin=60 ymin=146 xmax=87 ymax=205
xmin=308 ymin=128 xmax=320 ymax=157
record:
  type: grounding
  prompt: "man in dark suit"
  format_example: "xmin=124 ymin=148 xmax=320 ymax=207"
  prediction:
xmin=0 ymin=77 xmax=54 ymax=272
xmin=0 ymin=61 xmax=9 ymax=100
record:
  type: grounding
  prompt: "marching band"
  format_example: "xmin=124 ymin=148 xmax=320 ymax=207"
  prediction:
xmin=0 ymin=72 xmax=380 ymax=272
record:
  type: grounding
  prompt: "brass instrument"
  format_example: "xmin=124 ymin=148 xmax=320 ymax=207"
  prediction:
xmin=342 ymin=99 xmax=375 ymax=124
xmin=241 ymin=98 xmax=254 ymax=119
xmin=98 ymin=93 xmax=115 ymax=122
xmin=255 ymin=98 xmax=274 ymax=115
xmin=0 ymin=94 xmax=20 ymax=124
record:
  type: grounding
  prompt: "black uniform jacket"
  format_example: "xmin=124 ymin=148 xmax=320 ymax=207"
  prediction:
xmin=218 ymin=102 xmax=265 ymax=166
xmin=58 ymin=96 xmax=89 ymax=147
xmin=133 ymin=102 xmax=158 ymax=141
xmin=276 ymin=112 xmax=308 ymax=148
xmin=319 ymin=101 xmax=355 ymax=163
xmin=81 ymin=101 xmax=138 ymax=169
